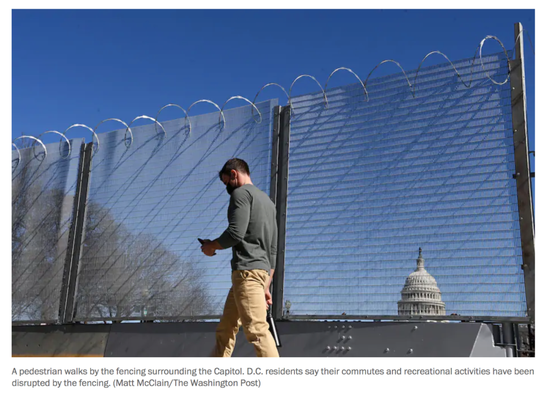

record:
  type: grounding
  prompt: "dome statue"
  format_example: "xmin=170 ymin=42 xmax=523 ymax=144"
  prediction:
xmin=398 ymin=248 xmax=445 ymax=316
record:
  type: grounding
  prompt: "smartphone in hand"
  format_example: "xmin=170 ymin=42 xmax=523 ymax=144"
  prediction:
xmin=198 ymin=238 xmax=216 ymax=255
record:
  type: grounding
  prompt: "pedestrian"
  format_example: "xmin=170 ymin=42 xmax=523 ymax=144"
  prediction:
xmin=200 ymin=158 xmax=279 ymax=357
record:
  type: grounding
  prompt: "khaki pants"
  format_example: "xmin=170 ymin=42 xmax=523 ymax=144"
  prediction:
xmin=212 ymin=269 xmax=279 ymax=357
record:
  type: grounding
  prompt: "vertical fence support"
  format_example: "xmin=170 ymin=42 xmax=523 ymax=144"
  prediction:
xmin=509 ymin=22 xmax=535 ymax=323
xmin=272 ymin=105 xmax=291 ymax=320
xmin=267 ymin=105 xmax=281 ymax=321
xmin=528 ymin=324 xmax=535 ymax=354
xmin=269 ymin=106 xmax=281 ymax=204
xmin=59 ymin=142 xmax=93 ymax=324
xmin=492 ymin=324 xmax=502 ymax=346
xmin=502 ymin=322 xmax=517 ymax=357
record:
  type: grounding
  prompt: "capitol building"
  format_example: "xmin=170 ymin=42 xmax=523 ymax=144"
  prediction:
xmin=398 ymin=248 xmax=446 ymax=316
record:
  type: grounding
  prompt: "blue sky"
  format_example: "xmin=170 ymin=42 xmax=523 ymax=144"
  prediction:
xmin=12 ymin=9 xmax=535 ymax=151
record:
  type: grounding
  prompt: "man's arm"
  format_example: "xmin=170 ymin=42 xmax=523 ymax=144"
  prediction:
xmin=201 ymin=189 xmax=251 ymax=256
xmin=265 ymin=211 xmax=279 ymax=306
xmin=266 ymin=218 xmax=278 ymax=308
xmin=217 ymin=188 xmax=251 ymax=247
xmin=270 ymin=216 xmax=278 ymax=271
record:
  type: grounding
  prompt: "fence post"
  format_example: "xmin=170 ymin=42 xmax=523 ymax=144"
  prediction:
xmin=269 ymin=106 xmax=281 ymax=204
xmin=59 ymin=142 xmax=93 ymax=324
xmin=509 ymin=22 xmax=535 ymax=323
xmin=272 ymin=105 xmax=291 ymax=320
xmin=502 ymin=322 xmax=517 ymax=357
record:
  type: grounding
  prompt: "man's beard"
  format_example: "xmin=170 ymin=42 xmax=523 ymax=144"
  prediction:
xmin=226 ymin=183 xmax=237 ymax=195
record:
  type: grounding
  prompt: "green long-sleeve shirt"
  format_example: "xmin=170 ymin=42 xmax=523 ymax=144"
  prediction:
xmin=216 ymin=184 xmax=278 ymax=272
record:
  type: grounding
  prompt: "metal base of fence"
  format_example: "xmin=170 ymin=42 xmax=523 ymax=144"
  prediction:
xmin=13 ymin=321 xmax=505 ymax=357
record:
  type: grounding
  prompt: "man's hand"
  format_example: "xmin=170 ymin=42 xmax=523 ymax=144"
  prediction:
xmin=265 ymin=288 xmax=272 ymax=310
xmin=200 ymin=239 xmax=221 ymax=257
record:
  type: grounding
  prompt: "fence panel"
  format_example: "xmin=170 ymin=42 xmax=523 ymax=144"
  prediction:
xmin=282 ymin=53 xmax=526 ymax=318
xmin=71 ymin=100 xmax=276 ymax=321
xmin=12 ymin=139 xmax=84 ymax=323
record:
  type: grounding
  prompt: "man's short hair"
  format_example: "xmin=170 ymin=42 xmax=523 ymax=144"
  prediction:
xmin=219 ymin=158 xmax=250 ymax=181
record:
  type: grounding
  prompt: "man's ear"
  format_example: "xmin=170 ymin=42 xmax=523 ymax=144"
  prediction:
xmin=231 ymin=169 xmax=238 ymax=180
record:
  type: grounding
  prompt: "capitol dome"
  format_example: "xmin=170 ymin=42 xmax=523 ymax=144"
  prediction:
xmin=398 ymin=248 xmax=446 ymax=316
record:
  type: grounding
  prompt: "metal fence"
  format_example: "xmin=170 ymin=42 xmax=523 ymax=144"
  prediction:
xmin=282 ymin=52 xmax=524 ymax=318
xmin=71 ymin=100 xmax=276 ymax=321
xmin=12 ymin=138 xmax=83 ymax=322
xmin=12 ymin=35 xmax=534 ymax=325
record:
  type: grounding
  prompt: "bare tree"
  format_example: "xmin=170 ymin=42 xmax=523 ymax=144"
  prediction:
xmin=74 ymin=201 xmax=213 ymax=321
xmin=13 ymin=141 xmax=213 ymax=322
